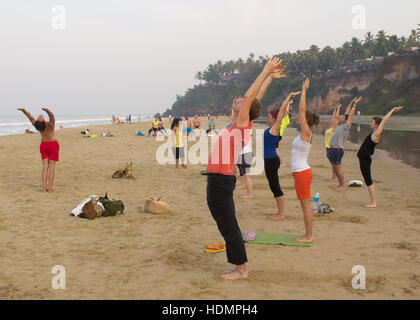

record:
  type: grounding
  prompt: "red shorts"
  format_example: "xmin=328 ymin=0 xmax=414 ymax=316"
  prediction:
xmin=293 ymin=168 xmax=313 ymax=200
xmin=40 ymin=141 xmax=60 ymax=162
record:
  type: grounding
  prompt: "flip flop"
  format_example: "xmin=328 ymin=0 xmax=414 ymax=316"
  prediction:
xmin=207 ymin=242 xmax=226 ymax=250
xmin=205 ymin=247 xmax=226 ymax=253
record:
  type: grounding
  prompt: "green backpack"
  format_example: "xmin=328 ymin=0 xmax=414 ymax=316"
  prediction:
xmin=101 ymin=199 xmax=125 ymax=217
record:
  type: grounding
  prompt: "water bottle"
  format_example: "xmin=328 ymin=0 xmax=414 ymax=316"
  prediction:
xmin=312 ymin=192 xmax=320 ymax=214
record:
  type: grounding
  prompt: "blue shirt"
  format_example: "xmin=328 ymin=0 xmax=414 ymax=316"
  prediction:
xmin=264 ymin=127 xmax=280 ymax=159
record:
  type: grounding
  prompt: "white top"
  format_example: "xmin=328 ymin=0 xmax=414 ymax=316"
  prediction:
xmin=291 ymin=134 xmax=312 ymax=173
xmin=241 ymin=131 xmax=253 ymax=155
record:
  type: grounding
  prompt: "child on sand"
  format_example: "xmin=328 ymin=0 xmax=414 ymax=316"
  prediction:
xmin=357 ymin=106 xmax=403 ymax=208
xmin=206 ymin=57 xmax=286 ymax=280
xmin=18 ymin=107 xmax=59 ymax=193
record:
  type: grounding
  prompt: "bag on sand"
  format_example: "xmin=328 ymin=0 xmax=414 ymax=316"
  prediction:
xmin=101 ymin=199 xmax=125 ymax=217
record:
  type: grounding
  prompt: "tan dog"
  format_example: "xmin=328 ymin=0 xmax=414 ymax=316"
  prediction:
xmin=142 ymin=197 xmax=172 ymax=214
xmin=112 ymin=162 xmax=136 ymax=180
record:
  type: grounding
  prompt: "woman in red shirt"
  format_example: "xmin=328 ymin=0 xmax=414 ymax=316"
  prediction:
xmin=206 ymin=57 xmax=286 ymax=280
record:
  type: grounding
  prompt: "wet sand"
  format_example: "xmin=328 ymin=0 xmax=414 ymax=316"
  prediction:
xmin=0 ymin=118 xmax=419 ymax=300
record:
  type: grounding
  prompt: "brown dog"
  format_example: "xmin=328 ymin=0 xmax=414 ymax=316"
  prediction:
xmin=112 ymin=162 xmax=136 ymax=180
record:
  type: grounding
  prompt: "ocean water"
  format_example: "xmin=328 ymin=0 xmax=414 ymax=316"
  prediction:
xmin=0 ymin=114 xmax=154 ymax=136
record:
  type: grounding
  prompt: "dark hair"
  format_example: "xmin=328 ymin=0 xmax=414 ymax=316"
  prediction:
xmin=34 ymin=120 xmax=46 ymax=132
xmin=305 ymin=111 xmax=320 ymax=128
xmin=372 ymin=117 xmax=382 ymax=126
xmin=269 ymin=109 xmax=280 ymax=120
xmin=249 ymin=98 xmax=262 ymax=121
xmin=171 ymin=118 xmax=181 ymax=130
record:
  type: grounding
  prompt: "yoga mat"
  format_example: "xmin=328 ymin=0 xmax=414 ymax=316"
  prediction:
xmin=244 ymin=233 xmax=311 ymax=247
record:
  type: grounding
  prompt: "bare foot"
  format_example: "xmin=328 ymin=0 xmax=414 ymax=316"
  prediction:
xmin=328 ymin=178 xmax=337 ymax=182
xmin=240 ymin=194 xmax=254 ymax=200
xmin=47 ymin=189 xmax=54 ymax=193
xmin=221 ymin=270 xmax=249 ymax=280
xmin=337 ymin=186 xmax=346 ymax=191
xmin=294 ymin=236 xmax=313 ymax=243
xmin=182 ymin=165 xmax=187 ymax=169
xmin=365 ymin=203 xmax=377 ymax=208
xmin=269 ymin=214 xmax=286 ymax=221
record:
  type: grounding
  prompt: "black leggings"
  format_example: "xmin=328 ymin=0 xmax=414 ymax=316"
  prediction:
xmin=359 ymin=156 xmax=373 ymax=187
xmin=264 ymin=157 xmax=284 ymax=198
xmin=207 ymin=174 xmax=247 ymax=266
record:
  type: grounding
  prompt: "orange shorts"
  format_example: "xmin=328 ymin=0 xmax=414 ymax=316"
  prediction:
xmin=293 ymin=168 xmax=313 ymax=200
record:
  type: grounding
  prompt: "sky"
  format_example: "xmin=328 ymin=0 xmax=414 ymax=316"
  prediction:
xmin=0 ymin=0 xmax=419 ymax=116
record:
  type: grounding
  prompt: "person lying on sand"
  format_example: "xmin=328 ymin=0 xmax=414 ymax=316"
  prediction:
xmin=206 ymin=57 xmax=286 ymax=281
xmin=18 ymin=107 xmax=59 ymax=193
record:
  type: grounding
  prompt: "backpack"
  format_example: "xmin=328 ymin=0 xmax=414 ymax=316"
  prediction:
xmin=101 ymin=199 xmax=125 ymax=217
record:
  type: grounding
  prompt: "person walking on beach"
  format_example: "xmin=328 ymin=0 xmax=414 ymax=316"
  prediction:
xmin=357 ymin=106 xmax=403 ymax=208
xmin=292 ymin=78 xmax=320 ymax=243
xmin=206 ymin=57 xmax=286 ymax=280
xmin=263 ymin=91 xmax=301 ymax=221
xmin=18 ymin=107 xmax=59 ymax=193
xmin=327 ymin=97 xmax=361 ymax=190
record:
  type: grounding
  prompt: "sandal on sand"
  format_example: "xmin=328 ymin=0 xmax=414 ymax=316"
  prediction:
xmin=205 ymin=247 xmax=226 ymax=253
xmin=207 ymin=242 xmax=225 ymax=250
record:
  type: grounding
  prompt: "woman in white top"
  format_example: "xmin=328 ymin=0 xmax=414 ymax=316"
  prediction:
xmin=292 ymin=78 xmax=320 ymax=243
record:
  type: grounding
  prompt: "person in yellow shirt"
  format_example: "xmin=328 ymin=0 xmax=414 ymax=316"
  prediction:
xmin=276 ymin=100 xmax=293 ymax=166
xmin=326 ymin=104 xmax=341 ymax=181
xmin=171 ymin=118 xmax=187 ymax=168
xmin=148 ymin=116 xmax=160 ymax=137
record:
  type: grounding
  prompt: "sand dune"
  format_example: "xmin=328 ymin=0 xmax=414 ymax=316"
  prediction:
xmin=0 ymin=118 xmax=419 ymax=300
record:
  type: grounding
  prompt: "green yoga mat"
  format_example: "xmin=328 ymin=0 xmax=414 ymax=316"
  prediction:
xmin=244 ymin=233 xmax=311 ymax=247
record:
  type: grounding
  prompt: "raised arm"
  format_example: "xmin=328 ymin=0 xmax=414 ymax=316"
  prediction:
xmin=238 ymin=57 xmax=285 ymax=127
xmin=270 ymin=91 xmax=301 ymax=136
xmin=372 ymin=106 xmax=403 ymax=142
xmin=299 ymin=78 xmax=311 ymax=142
xmin=42 ymin=108 xmax=55 ymax=126
xmin=17 ymin=108 xmax=36 ymax=125
xmin=331 ymin=104 xmax=341 ymax=128
xmin=344 ymin=98 xmax=356 ymax=117
xmin=256 ymin=64 xmax=286 ymax=102
xmin=346 ymin=97 xmax=361 ymax=126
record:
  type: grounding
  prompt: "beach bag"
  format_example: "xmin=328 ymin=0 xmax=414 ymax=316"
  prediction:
xmin=101 ymin=199 xmax=125 ymax=217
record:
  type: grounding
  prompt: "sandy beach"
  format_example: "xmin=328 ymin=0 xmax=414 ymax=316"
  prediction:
xmin=1 ymin=118 xmax=419 ymax=300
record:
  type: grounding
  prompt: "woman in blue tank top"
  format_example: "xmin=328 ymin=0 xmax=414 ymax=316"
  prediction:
xmin=264 ymin=91 xmax=301 ymax=221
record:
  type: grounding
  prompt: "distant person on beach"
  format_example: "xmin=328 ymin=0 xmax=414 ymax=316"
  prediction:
xmin=206 ymin=117 xmax=216 ymax=134
xmin=193 ymin=115 xmax=201 ymax=129
xmin=325 ymin=104 xmax=342 ymax=182
xmin=291 ymin=78 xmax=320 ymax=243
xmin=328 ymin=97 xmax=362 ymax=190
xmin=236 ymin=130 xmax=253 ymax=199
xmin=148 ymin=116 xmax=160 ymax=137
xmin=158 ymin=117 xmax=167 ymax=134
xmin=18 ymin=107 xmax=59 ymax=193
xmin=206 ymin=57 xmax=285 ymax=280
xmin=171 ymin=118 xmax=186 ymax=168
xmin=263 ymin=91 xmax=301 ymax=220
xmin=357 ymin=106 xmax=403 ymax=208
